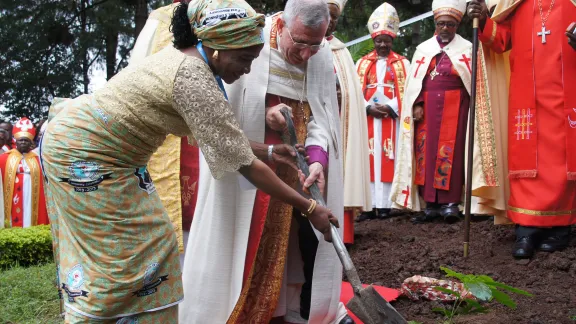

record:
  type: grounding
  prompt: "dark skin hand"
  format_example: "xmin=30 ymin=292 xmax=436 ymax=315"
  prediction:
xmin=413 ymin=104 xmax=424 ymax=122
xmin=567 ymin=23 xmax=576 ymax=51
xmin=16 ymin=137 xmax=32 ymax=154
xmin=249 ymin=141 xmax=308 ymax=171
xmin=368 ymin=103 xmax=394 ymax=119
xmin=468 ymin=0 xmax=489 ymax=29
xmin=239 ymin=159 xmax=339 ymax=242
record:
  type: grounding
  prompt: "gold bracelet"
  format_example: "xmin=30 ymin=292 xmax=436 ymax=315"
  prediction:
xmin=304 ymin=199 xmax=317 ymax=217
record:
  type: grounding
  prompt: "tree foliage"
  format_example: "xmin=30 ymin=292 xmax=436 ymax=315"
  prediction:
xmin=0 ymin=0 xmax=169 ymax=121
xmin=0 ymin=0 xmax=474 ymax=121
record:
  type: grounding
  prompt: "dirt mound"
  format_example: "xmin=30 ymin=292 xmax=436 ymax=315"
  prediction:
xmin=348 ymin=214 xmax=576 ymax=324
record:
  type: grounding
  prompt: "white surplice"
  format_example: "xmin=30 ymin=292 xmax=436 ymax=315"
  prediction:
xmin=362 ymin=57 xmax=410 ymax=208
xmin=180 ymin=15 xmax=347 ymax=324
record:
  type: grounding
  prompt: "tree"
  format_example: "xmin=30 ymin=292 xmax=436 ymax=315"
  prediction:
xmin=0 ymin=0 xmax=169 ymax=121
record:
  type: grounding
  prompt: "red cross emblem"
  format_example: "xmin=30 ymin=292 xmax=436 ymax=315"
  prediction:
xmin=414 ymin=57 xmax=426 ymax=78
xmin=459 ymin=54 xmax=471 ymax=73
xmin=401 ymin=186 xmax=410 ymax=207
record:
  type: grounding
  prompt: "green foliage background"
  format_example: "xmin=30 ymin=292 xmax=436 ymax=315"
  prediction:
xmin=0 ymin=225 xmax=53 ymax=268
xmin=0 ymin=0 xmax=473 ymax=121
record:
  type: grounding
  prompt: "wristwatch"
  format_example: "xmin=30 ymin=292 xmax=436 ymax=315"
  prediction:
xmin=365 ymin=104 xmax=372 ymax=115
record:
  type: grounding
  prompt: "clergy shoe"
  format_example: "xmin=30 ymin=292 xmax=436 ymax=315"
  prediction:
xmin=411 ymin=205 xmax=441 ymax=224
xmin=377 ymin=208 xmax=391 ymax=219
xmin=338 ymin=315 xmax=355 ymax=324
xmin=441 ymin=203 xmax=461 ymax=224
xmin=512 ymin=236 xmax=536 ymax=259
xmin=539 ymin=235 xmax=570 ymax=252
xmin=356 ymin=211 xmax=376 ymax=222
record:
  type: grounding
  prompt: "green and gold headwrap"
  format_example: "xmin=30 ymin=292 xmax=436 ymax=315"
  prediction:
xmin=187 ymin=0 xmax=265 ymax=50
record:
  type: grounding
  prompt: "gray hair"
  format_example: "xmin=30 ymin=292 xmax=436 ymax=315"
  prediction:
xmin=283 ymin=0 xmax=329 ymax=28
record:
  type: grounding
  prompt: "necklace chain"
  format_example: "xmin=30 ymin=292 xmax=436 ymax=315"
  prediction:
xmin=284 ymin=62 xmax=308 ymax=123
xmin=430 ymin=51 xmax=447 ymax=80
xmin=537 ymin=0 xmax=555 ymax=26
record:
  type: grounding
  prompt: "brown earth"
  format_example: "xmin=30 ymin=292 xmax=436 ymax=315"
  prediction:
xmin=347 ymin=213 xmax=576 ymax=324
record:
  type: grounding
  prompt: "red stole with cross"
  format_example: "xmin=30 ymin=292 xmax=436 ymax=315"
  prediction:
xmin=357 ymin=50 xmax=407 ymax=183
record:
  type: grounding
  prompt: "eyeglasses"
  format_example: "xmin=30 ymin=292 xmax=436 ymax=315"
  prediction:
xmin=286 ymin=28 xmax=324 ymax=51
xmin=436 ymin=21 xmax=458 ymax=29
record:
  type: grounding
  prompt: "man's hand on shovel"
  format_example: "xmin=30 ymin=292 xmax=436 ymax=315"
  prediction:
xmin=298 ymin=162 xmax=325 ymax=196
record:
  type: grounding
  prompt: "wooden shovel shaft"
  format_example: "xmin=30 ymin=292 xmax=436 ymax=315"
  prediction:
xmin=280 ymin=109 xmax=364 ymax=293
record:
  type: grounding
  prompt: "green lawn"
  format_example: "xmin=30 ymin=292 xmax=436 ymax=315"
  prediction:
xmin=0 ymin=262 xmax=61 ymax=324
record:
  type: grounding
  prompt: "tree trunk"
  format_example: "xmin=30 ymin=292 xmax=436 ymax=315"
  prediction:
xmin=81 ymin=0 xmax=89 ymax=94
xmin=134 ymin=0 xmax=148 ymax=39
xmin=105 ymin=29 xmax=118 ymax=80
xmin=412 ymin=21 xmax=421 ymax=47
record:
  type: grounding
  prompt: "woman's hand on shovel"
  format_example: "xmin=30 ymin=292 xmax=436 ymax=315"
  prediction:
xmin=308 ymin=205 xmax=339 ymax=242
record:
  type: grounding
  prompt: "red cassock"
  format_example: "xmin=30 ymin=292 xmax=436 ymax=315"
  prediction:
xmin=479 ymin=0 xmax=576 ymax=226
xmin=0 ymin=151 xmax=48 ymax=228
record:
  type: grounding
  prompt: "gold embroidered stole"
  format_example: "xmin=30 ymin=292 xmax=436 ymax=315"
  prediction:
xmin=228 ymin=14 xmax=313 ymax=323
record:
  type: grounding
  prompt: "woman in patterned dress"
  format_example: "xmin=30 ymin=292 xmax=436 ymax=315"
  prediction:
xmin=40 ymin=1 xmax=338 ymax=323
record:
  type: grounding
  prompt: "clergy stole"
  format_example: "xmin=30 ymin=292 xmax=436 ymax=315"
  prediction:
xmin=414 ymin=55 xmax=466 ymax=193
xmin=1 ymin=150 xmax=48 ymax=227
xmin=229 ymin=15 xmax=312 ymax=324
xmin=357 ymin=51 xmax=407 ymax=182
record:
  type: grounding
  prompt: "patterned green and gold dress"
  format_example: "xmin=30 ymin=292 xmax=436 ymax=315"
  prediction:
xmin=41 ymin=46 xmax=256 ymax=323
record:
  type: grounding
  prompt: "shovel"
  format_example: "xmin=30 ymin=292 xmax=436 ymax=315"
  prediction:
xmin=280 ymin=109 xmax=407 ymax=324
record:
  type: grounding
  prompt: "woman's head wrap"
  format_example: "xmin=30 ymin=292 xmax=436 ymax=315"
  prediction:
xmin=187 ymin=0 xmax=265 ymax=50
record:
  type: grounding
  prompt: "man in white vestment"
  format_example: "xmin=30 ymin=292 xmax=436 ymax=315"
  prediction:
xmin=180 ymin=0 xmax=351 ymax=323
xmin=390 ymin=0 xmax=507 ymax=224
xmin=356 ymin=3 xmax=410 ymax=222
xmin=326 ymin=0 xmax=371 ymax=245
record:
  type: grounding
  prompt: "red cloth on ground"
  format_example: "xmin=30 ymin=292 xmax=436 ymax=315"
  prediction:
xmin=339 ymin=281 xmax=400 ymax=323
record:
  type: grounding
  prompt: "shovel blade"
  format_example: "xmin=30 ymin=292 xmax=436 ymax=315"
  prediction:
xmin=346 ymin=285 xmax=407 ymax=324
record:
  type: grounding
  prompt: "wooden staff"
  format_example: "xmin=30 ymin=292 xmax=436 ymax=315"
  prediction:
xmin=464 ymin=15 xmax=481 ymax=258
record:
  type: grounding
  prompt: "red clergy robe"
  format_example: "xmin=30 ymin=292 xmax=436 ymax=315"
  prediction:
xmin=0 ymin=150 xmax=48 ymax=227
xmin=480 ymin=0 xmax=576 ymax=226
xmin=414 ymin=38 xmax=470 ymax=204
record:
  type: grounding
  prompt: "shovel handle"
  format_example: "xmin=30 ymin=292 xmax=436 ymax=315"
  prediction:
xmin=280 ymin=109 xmax=364 ymax=294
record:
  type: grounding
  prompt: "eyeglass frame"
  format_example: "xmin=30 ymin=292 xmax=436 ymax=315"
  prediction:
xmin=285 ymin=28 xmax=325 ymax=51
xmin=435 ymin=21 xmax=458 ymax=29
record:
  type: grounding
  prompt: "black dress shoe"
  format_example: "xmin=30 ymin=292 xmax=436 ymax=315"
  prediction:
xmin=338 ymin=315 xmax=355 ymax=324
xmin=411 ymin=206 xmax=441 ymax=224
xmin=441 ymin=203 xmax=461 ymax=224
xmin=513 ymin=236 xmax=536 ymax=259
xmin=539 ymin=235 xmax=569 ymax=252
xmin=377 ymin=208 xmax=391 ymax=219
xmin=356 ymin=211 xmax=376 ymax=222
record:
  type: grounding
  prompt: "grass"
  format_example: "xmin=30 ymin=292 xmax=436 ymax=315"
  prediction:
xmin=0 ymin=262 xmax=61 ymax=324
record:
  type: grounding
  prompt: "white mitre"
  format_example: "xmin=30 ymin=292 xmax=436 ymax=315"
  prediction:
xmin=327 ymin=0 xmax=348 ymax=11
xmin=432 ymin=0 xmax=467 ymax=22
xmin=367 ymin=2 xmax=400 ymax=38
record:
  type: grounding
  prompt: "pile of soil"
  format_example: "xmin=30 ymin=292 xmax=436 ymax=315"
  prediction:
xmin=348 ymin=214 xmax=576 ymax=324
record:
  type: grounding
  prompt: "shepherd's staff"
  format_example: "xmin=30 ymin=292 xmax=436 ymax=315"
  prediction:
xmin=463 ymin=6 xmax=482 ymax=258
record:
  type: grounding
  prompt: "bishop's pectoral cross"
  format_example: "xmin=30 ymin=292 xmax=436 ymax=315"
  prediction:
xmin=537 ymin=25 xmax=551 ymax=44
